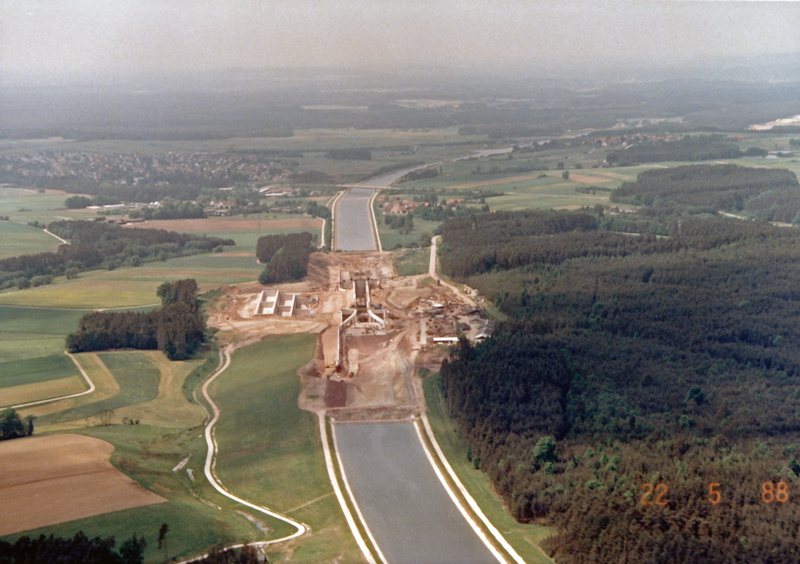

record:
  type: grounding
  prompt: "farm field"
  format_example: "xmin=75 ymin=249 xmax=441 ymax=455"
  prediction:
xmin=6 ymin=345 xmax=286 ymax=562
xmin=0 ymin=220 xmax=60 ymax=258
xmin=4 ymin=333 xmax=361 ymax=563
xmin=35 ymin=351 xmax=162 ymax=426
xmin=0 ymin=275 xmax=166 ymax=308
xmin=0 ymin=306 xmax=89 ymax=407
xmin=0 ymin=354 xmax=78 ymax=389
xmin=0 ymin=434 xmax=166 ymax=536
xmin=0 ymin=187 xmax=78 ymax=223
xmin=1 ymin=421 xmax=261 ymax=563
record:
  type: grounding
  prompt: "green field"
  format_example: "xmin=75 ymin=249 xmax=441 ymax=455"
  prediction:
xmin=0 ymin=220 xmax=61 ymax=258
xmin=424 ymin=373 xmax=555 ymax=564
xmin=0 ymin=275 xmax=164 ymax=308
xmin=210 ymin=336 xmax=362 ymax=563
xmin=2 ymin=422 xmax=259 ymax=564
xmin=0 ymin=187 xmax=75 ymax=223
xmin=374 ymin=209 xmax=439 ymax=251
xmin=35 ymin=352 xmax=161 ymax=425
xmin=3 ymin=335 xmax=363 ymax=563
xmin=0 ymin=354 xmax=78 ymax=389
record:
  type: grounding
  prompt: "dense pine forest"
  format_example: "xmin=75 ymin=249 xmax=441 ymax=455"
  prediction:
xmin=0 ymin=220 xmax=233 ymax=290
xmin=256 ymin=232 xmax=314 ymax=284
xmin=610 ymin=164 xmax=800 ymax=222
xmin=66 ymin=279 xmax=206 ymax=360
xmin=604 ymin=135 xmax=750 ymax=165
xmin=437 ymin=167 xmax=800 ymax=563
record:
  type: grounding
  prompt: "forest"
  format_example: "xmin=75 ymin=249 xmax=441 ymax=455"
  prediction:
xmin=255 ymin=232 xmax=314 ymax=284
xmin=611 ymin=164 xmax=800 ymax=222
xmin=0 ymin=221 xmax=233 ymax=290
xmin=438 ymin=204 xmax=800 ymax=562
xmin=605 ymin=135 xmax=746 ymax=165
xmin=66 ymin=279 xmax=206 ymax=360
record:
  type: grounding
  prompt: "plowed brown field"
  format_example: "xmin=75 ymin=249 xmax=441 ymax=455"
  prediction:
xmin=0 ymin=434 xmax=165 ymax=535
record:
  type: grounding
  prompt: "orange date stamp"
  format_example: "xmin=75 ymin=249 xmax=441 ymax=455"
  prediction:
xmin=638 ymin=481 xmax=790 ymax=506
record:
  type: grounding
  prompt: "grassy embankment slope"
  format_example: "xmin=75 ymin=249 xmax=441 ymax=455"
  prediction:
xmin=424 ymin=374 xmax=555 ymax=564
xmin=209 ymin=337 xmax=362 ymax=563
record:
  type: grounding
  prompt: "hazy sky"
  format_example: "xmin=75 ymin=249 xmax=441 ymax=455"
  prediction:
xmin=2 ymin=1 xmax=799 ymax=78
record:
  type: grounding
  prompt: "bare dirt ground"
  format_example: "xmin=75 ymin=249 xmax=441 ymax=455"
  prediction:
xmin=206 ymin=250 xmax=463 ymax=422
xmin=0 ymin=434 xmax=166 ymax=535
xmin=126 ymin=217 xmax=322 ymax=232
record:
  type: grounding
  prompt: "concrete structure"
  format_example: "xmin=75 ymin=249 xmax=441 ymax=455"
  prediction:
xmin=255 ymin=290 xmax=297 ymax=317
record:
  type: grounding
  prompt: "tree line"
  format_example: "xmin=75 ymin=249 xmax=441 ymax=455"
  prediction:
xmin=66 ymin=279 xmax=206 ymax=360
xmin=0 ymin=532 xmax=146 ymax=564
xmin=605 ymin=135 xmax=751 ymax=165
xmin=0 ymin=532 xmax=264 ymax=564
xmin=438 ymin=205 xmax=800 ymax=562
xmin=256 ymin=232 xmax=314 ymax=285
xmin=0 ymin=221 xmax=233 ymax=290
xmin=611 ymin=164 xmax=799 ymax=222
xmin=0 ymin=408 xmax=33 ymax=441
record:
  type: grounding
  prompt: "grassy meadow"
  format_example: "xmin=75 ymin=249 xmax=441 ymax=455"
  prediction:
xmin=0 ymin=220 xmax=61 ymax=258
xmin=209 ymin=336 xmax=362 ymax=563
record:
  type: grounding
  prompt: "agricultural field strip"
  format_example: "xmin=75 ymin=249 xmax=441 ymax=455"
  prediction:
xmin=319 ymin=413 xmax=381 ymax=564
xmin=8 ymin=351 xmax=95 ymax=409
xmin=412 ymin=419 xmax=509 ymax=564
xmin=194 ymin=347 xmax=308 ymax=549
xmin=419 ymin=414 xmax=531 ymax=564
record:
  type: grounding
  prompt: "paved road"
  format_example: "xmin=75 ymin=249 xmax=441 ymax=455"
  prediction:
xmin=334 ymin=422 xmax=502 ymax=564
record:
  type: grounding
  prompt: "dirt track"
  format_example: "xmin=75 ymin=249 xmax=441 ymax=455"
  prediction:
xmin=0 ymin=434 xmax=165 ymax=535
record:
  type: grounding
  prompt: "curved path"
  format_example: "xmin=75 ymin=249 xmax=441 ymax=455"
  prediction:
xmin=192 ymin=347 xmax=309 ymax=554
xmin=8 ymin=351 xmax=96 ymax=410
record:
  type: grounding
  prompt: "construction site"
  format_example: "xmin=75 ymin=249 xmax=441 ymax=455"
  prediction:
xmin=207 ymin=248 xmax=492 ymax=421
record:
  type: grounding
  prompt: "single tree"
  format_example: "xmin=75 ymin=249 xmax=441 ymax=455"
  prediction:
xmin=158 ymin=523 xmax=169 ymax=561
